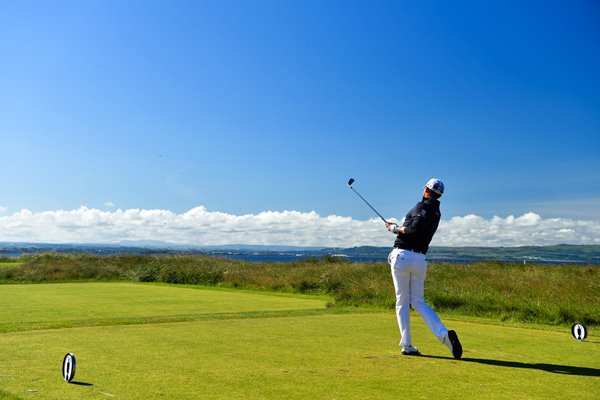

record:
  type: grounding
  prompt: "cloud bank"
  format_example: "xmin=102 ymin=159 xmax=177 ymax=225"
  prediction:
xmin=0 ymin=206 xmax=598 ymax=247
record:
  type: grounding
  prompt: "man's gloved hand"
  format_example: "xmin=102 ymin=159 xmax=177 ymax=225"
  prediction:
xmin=385 ymin=222 xmax=399 ymax=234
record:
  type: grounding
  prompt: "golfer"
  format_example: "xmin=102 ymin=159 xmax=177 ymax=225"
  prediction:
xmin=385 ymin=178 xmax=462 ymax=359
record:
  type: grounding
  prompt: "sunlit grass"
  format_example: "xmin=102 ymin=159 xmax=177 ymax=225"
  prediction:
xmin=0 ymin=283 xmax=597 ymax=399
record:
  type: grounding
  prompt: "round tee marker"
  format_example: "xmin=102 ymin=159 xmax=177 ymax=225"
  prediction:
xmin=571 ymin=323 xmax=588 ymax=341
xmin=62 ymin=353 xmax=76 ymax=383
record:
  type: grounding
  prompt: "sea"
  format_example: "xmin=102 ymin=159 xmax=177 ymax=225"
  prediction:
xmin=2 ymin=243 xmax=598 ymax=265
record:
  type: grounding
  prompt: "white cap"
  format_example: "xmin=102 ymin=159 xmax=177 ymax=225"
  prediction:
xmin=425 ymin=178 xmax=444 ymax=195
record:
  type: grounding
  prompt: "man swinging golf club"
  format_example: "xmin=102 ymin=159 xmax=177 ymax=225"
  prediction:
xmin=385 ymin=178 xmax=462 ymax=359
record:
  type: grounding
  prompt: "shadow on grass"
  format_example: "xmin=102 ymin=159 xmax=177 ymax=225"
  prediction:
xmin=69 ymin=381 xmax=93 ymax=386
xmin=421 ymin=355 xmax=600 ymax=377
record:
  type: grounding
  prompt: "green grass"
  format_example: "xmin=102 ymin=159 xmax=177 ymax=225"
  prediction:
xmin=0 ymin=282 xmax=328 ymax=332
xmin=2 ymin=253 xmax=598 ymax=327
xmin=0 ymin=282 xmax=598 ymax=399
xmin=425 ymin=262 xmax=600 ymax=325
xmin=0 ymin=258 xmax=22 ymax=269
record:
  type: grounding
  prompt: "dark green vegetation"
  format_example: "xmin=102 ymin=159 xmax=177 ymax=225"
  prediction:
xmin=0 ymin=253 xmax=598 ymax=327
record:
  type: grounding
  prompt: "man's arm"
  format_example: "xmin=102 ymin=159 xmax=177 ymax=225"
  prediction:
xmin=401 ymin=204 xmax=426 ymax=235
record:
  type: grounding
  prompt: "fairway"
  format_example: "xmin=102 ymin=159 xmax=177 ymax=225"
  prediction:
xmin=0 ymin=283 xmax=598 ymax=399
xmin=0 ymin=283 xmax=327 ymax=332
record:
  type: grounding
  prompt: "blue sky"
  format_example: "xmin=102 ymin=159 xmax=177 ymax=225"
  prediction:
xmin=0 ymin=0 xmax=598 ymax=247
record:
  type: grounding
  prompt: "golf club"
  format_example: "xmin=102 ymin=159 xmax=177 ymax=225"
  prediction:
xmin=347 ymin=178 xmax=388 ymax=223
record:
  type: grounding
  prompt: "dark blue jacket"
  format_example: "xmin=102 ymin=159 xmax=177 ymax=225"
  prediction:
xmin=393 ymin=198 xmax=441 ymax=254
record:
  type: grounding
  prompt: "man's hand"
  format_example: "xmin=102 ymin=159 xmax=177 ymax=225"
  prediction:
xmin=386 ymin=222 xmax=404 ymax=234
xmin=386 ymin=222 xmax=398 ymax=232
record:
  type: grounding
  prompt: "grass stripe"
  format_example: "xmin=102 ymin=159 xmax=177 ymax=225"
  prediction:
xmin=0 ymin=307 xmax=378 ymax=333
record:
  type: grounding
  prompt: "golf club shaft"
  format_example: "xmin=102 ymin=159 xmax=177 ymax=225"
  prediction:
xmin=350 ymin=187 xmax=387 ymax=223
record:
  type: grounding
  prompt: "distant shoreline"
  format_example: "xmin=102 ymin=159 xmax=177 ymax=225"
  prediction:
xmin=1 ymin=242 xmax=598 ymax=265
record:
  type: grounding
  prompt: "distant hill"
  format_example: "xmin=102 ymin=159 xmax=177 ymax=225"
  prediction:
xmin=324 ymin=244 xmax=600 ymax=264
xmin=0 ymin=242 xmax=598 ymax=264
xmin=431 ymin=244 xmax=600 ymax=264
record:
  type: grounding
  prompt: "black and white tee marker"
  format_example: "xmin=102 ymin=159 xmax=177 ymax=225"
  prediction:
xmin=571 ymin=323 xmax=588 ymax=341
xmin=62 ymin=353 xmax=76 ymax=383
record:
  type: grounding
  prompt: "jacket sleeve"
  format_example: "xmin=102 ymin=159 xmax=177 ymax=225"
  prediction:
xmin=402 ymin=203 xmax=426 ymax=235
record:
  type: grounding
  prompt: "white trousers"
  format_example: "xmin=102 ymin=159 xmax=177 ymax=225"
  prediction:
xmin=388 ymin=248 xmax=448 ymax=347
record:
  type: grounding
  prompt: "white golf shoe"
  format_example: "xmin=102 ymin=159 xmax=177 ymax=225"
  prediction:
xmin=401 ymin=344 xmax=421 ymax=356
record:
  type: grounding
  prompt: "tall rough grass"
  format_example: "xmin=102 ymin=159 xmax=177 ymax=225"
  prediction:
xmin=1 ymin=253 xmax=597 ymax=326
xmin=426 ymin=262 xmax=600 ymax=326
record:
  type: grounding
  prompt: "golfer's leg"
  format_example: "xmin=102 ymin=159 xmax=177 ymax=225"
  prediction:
xmin=410 ymin=263 xmax=448 ymax=341
xmin=391 ymin=261 xmax=412 ymax=346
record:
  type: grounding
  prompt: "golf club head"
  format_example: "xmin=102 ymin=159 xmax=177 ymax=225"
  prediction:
xmin=348 ymin=178 xmax=355 ymax=187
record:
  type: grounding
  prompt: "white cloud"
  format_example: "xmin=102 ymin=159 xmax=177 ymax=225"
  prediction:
xmin=435 ymin=213 xmax=600 ymax=247
xmin=0 ymin=206 xmax=598 ymax=247
xmin=103 ymin=202 xmax=115 ymax=208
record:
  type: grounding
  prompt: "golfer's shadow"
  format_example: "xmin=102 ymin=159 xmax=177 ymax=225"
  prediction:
xmin=420 ymin=355 xmax=600 ymax=377
xmin=69 ymin=381 xmax=93 ymax=386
